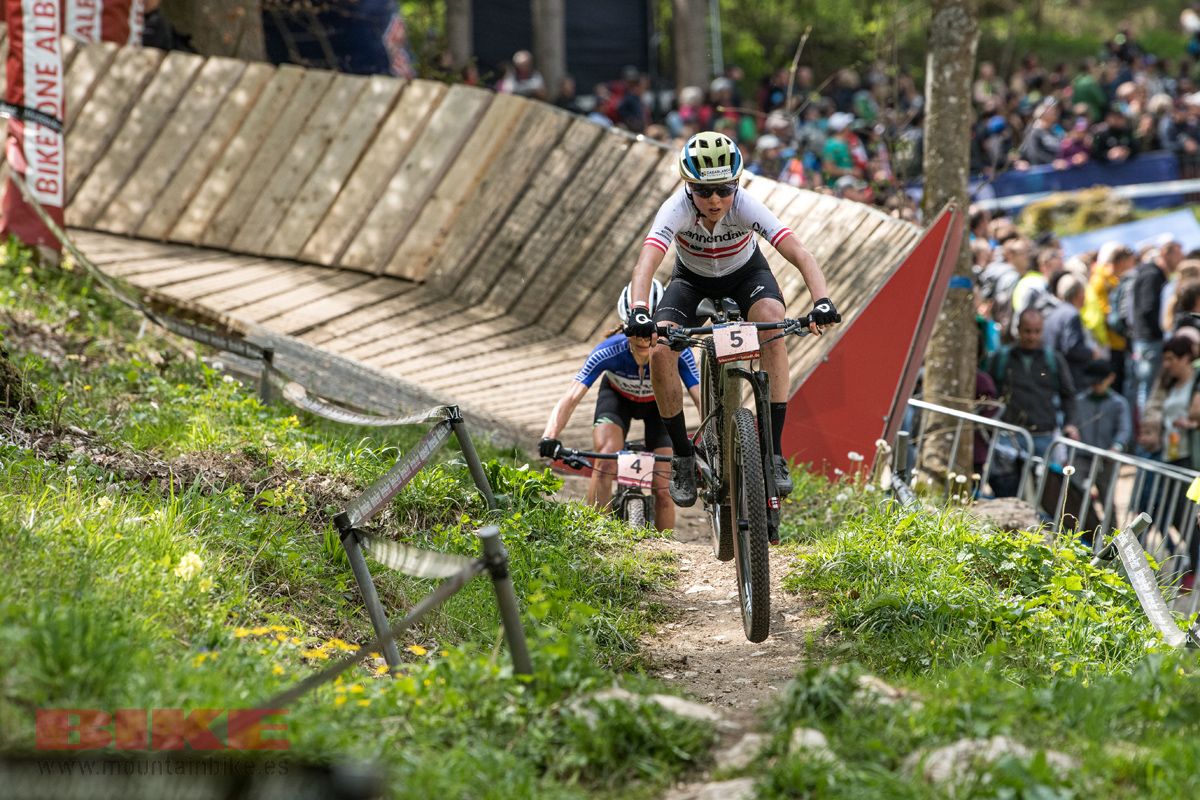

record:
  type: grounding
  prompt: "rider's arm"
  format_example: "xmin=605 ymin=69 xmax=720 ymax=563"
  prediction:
xmin=775 ymin=232 xmax=829 ymax=302
xmin=631 ymin=193 xmax=687 ymax=308
xmin=542 ymin=380 xmax=590 ymax=439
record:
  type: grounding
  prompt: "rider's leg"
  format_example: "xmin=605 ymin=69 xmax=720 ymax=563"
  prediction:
xmin=748 ymin=297 xmax=789 ymax=450
xmin=650 ymin=327 xmax=692 ymax=456
xmin=587 ymin=422 xmax=625 ymax=509
xmin=652 ymin=445 xmax=675 ymax=530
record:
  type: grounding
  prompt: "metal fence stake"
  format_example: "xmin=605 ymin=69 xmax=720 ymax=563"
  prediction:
xmin=477 ymin=526 xmax=532 ymax=677
xmin=258 ymin=347 xmax=275 ymax=405
xmin=335 ymin=519 xmax=402 ymax=673
xmin=451 ymin=414 xmax=497 ymax=510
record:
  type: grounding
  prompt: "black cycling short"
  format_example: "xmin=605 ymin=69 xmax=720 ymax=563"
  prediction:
xmin=653 ymin=246 xmax=786 ymax=327
xmin=592 ymin=378 xmax=672 ymax=450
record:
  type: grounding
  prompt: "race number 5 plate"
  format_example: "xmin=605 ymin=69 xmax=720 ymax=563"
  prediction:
xmin=712 ymin=322 xmax=760 ymax=363
xmin=617 ymin=452 xmax=655 ymax=488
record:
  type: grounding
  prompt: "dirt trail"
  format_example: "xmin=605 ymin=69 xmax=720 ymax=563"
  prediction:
xmin=555 ymin=474 xmax=828 ymax=720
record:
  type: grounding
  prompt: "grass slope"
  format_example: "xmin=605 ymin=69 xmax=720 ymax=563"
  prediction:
xmin=0 ymin=244 xmax=712 ymax=798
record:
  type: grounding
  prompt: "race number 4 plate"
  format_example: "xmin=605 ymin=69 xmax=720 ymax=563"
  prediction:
xmin=712 ymin=322 xmax=760 ymax=363
xmin=617 ymin=452 xmax=655 ymax=488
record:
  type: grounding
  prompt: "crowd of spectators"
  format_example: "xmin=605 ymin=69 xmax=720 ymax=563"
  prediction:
xmin=972 ymin=211 xmax=1200 ymax=586
xmin=479 ymin=14 xmax=1200 ymax=222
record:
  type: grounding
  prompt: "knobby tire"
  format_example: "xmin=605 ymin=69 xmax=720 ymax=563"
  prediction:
xmin=701 ymin=341 xmax=734 ymax=561
xmin=730 ymin=407 xmax=771 ymax=642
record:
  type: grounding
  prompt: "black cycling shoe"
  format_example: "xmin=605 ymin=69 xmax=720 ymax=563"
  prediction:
xmin=670 ymin=454 xmax=698 ymax=507
xmin=773 ymin=455 xmax=794 ymax=497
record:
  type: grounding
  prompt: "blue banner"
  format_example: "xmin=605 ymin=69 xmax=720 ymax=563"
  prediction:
xmin=970 ymin=150 xmax=1183 ymax=210
xmin=1059 ymin=209 xmax=1200 ymax=258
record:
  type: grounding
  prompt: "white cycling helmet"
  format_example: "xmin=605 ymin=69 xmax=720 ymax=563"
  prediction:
xmin=678 ymin=131 xmax=744 ymax=184
xmin=618 ymin=279 xmax=664 ymax=323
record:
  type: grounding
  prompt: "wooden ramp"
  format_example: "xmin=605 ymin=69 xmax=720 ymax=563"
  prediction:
xmin=46 ymin=39 xmax=923 ymax=445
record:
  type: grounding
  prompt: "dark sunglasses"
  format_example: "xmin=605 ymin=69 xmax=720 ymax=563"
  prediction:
xmin=689 ymin=182 xmax=738 ymax=198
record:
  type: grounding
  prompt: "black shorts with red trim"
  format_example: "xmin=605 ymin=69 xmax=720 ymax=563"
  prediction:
xmin=592 ymin=378 xmax=672 ymax=450
xmin=652 ymin=247 xmax=785 ymax=327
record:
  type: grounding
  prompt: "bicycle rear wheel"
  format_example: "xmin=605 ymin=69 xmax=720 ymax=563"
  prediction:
xmin=701 ymin=341 xmax=734 ymax=561
xmin=729 ymin=407 xmax=771 ymax=642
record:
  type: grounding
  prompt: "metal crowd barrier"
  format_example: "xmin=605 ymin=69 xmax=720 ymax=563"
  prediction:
xmin=900 ymin=398 xmax=1038 ymax=499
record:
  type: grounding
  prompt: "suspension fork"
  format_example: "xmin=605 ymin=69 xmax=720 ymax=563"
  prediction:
xmin=726 ymin=365 xmax=780 ymax=530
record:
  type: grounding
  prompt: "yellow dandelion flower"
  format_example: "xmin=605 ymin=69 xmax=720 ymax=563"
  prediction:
xmin=423 ymin=678 xmax=432 ymax=687
xmin=407 ymin=644 xmax=428 ymax=656
xmin=275 ymin=633 xmax=288 ymax=642
xmin=290 ymin=637 xmax=304 ymax=645
xmin=334 ymin=695 xmax=347 ymax=707
xmin=272 ymin=665 xmax=285 ymax=676
xmin=369 ymin=652 xmax=382 ymax=659
xmin=374 ymin=664 xmax=390 ymax=676
xmin=83 ymin=385 xmax=92 ymax=392
xmin=234 ymin=627 xmax=252 ymax=638
xmin=251 ymin=626 xmax=270 ymax=636
xmin=301 ymin=649 xmax=331 ymax=661
xmin=269 ymin=625 xmax=288 ymax=633
xmin=348 ymin=684 xmax=364 ymax=694
xmin=439 ymin=650 xmax=449 ymax=657
xmin=356 ymin=699 xmax=370 ymax=708
xmin=327 ymin=638 xmax=357 ymax=653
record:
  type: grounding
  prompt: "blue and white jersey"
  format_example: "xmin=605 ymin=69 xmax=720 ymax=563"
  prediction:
xmin=575 ymin=333 xmax=700 ymax=402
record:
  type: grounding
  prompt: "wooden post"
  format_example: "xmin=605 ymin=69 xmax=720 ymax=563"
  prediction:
xmin=531 ymin=0 xmax=564 ymax=101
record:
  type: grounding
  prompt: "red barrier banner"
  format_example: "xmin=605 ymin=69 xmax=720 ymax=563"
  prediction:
xmin=100 ymin=0 xmax=138 ymax=45
xmin=66 ymin=0 xmax=101 ymax=41
xmin=0 ymin=0 xmax=65 ymax=250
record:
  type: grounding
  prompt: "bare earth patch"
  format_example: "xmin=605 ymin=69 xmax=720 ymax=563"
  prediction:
xmin=555 ymin=474 xmax=828 ymax=720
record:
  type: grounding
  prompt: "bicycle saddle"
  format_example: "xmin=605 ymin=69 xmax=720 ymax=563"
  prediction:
xmin=695 ymin=297 xmax=743 ymax=323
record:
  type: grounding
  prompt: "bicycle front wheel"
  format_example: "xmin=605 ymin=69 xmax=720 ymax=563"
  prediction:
xmin=624 ymin=494 xmax=646 ymax=528
xmin=701 ymin=341 xmax=734 ymax=561
xmin=729 ymin=407 xmax=771 ymax=642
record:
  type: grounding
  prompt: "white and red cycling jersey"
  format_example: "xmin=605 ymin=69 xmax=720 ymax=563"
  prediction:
xmin=641 ymin=187 xmax=795 ymax=278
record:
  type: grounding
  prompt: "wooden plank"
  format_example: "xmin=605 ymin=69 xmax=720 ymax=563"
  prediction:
xmin=65 ymin=47 xmax=165 ymax=206
xmin=342 ymin=83 xmax=493 ymax=273
xmin=261 ymin=278 xmax=415 ymax=336
xmin=138 ymin=62 xmax=275 ymax=241
xmin=198 ymin=266 xmax=333 ymax=312
xmin=98 ymin=56 xmax=247 ymax=236
xmin=384 ymin=93 xmax=530 ymax=282
xmin=233 ymin=271 xmax=374 ymax=324
xmin=61 ymin=35 xmax=79 ymax=73
xmin=103 ymin=249 xmax=228 ymax=279
xmin=298 ymin=79 xmax=444 ymax=267
xmin=562 ymin=158 xmax=680 ymax=341
xmin=152 ymin=261 xmax=284 ymax=300
xmin=264 ymin=75 xmax=403 ymax=260
xmin=515 ymin=140 xmax=663 ymax=324
xmin=230 ymin=73 xmax=372 ymax=255
xmin=64 ymin=42 xmax=118 ymax=134
xmin=121 ymin=255 xmax=268 ymax=289
xmin=456 ymin=118 xmax=602 ymax=305
xmin=69 ymin=50 xmax=205 ymax=227
xmin=167 ymin=64 xmax=304 ymax=244
xmin=424 ymin=104 xmax=572 ymax=295
xmin=202 ymin=68 xmax=337 ymax=250
xmin=300 ymin=284 xmax=423 ymax=346
xmin=483 ymin=132 xmax=630 ymax=311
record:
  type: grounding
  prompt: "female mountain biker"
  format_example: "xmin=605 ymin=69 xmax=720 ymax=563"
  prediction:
xmin=622 ymin=131 xmax=840 ymax=507
xmin=539 ymin=281 xmax=702 ymax=531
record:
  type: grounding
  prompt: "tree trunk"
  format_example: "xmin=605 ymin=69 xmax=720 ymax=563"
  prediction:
xmin=672 ymin=0 xmax=709 ymax=93
xmin=446 ymin=0 xmax=473 ymax=72
xmin=532 ymin=0 xmax=565 ymax=101
xmin=919 ymin=0 xmax=978 ymax=486
xmin=162 ymin=0 xmax=265 ymax=60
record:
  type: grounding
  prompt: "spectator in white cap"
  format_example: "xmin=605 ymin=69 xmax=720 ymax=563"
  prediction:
xmin=834 ymin=174 xmax=871 ymax=203
xmin=822 ymin=112 xmax=859 ymax=182
xmin=749 ymin=134 xmax=785 ymax=177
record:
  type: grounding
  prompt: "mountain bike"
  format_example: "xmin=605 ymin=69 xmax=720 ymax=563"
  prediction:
xmin=659 ymin=299 xmax=823 ymax=643
xmin=554 ymin=445 xmax=672 ymax=528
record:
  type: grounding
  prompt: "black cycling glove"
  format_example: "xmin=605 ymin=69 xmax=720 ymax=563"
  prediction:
xmin=538 ymin=438 xmax=562 ymax=458
xmin=623 ymin=306 xmax=656 ymax=339
xmin=810 ymin=297 xmax=841 ymax=325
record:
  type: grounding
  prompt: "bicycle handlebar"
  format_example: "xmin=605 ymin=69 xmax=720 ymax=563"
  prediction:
xmin=656 ymin=313 xmax=827 ymax=350
xmin=555 ymin=448 xmax=673 ymax=463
